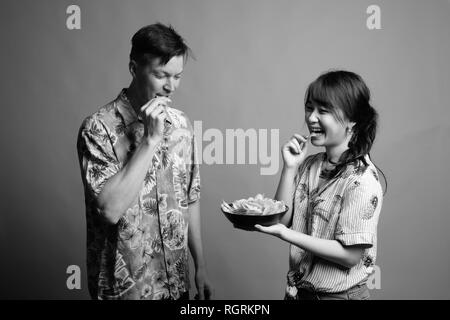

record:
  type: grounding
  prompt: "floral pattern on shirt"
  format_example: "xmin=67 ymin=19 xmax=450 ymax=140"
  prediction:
xmin=77 ymin=89 xmax=200 ymax=300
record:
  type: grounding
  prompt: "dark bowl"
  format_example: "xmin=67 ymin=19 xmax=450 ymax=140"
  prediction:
xmin=221 ymin=205 xmax=289 ymax=231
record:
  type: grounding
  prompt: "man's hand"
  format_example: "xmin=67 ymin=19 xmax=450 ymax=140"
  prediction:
xmin=140 ymin=96 xmax=171 ymax=145
xmin=194 ymin=267 xmax=214 ymax=300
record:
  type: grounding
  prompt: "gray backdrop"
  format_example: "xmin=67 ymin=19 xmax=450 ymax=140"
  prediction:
xmin=1 ymin=0 xmax=449 ymax=299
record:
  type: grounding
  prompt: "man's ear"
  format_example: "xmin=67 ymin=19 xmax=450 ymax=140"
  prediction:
xmin=129 ymin=60 xmax=138 ymax=78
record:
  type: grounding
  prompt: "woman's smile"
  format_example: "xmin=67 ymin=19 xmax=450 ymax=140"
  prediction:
xmin=309 ymin=126 xmax=325 ymax=138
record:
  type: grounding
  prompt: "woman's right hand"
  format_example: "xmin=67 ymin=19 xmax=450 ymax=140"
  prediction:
xmin=282 ymin=134 xmax=309 ymax=170
xmin=140 ymin=96 xmax=171 ymax=145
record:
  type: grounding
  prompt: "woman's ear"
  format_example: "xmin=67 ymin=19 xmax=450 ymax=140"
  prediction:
xmin=129 ymin=60 xmax=138 ymax=78
xmin=348 ymin=122 xmax=356 ymax=133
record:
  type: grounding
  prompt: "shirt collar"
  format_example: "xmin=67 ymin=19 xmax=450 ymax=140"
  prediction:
xmin=116 ymin=88 xmax=174 ymax=132
xmin=116 ymin=88 xmax=143 ymax=126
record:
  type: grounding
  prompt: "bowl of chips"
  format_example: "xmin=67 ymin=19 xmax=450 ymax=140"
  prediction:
xmin=221 ymin=194 xmax=288 ymax=230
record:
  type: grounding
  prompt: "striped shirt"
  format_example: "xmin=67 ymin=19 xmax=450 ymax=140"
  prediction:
xmin=287 ymin=152 xmax=382 ymax=294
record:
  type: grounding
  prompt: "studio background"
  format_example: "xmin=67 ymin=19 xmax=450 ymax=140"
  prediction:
xmin=1 ymin=0 xmax=449 ymax=299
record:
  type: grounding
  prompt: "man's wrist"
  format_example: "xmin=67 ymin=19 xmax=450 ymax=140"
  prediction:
xmin=195 ymin=262 xmax=206 ymax=271
xmin=142 ymin=137 xmax=160 ymax=151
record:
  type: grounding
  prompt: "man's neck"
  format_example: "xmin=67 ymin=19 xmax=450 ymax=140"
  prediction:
xmin=126 ymin=81 xmax=146 ymax=116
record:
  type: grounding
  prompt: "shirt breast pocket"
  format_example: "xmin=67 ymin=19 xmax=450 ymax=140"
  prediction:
xmin=309 ymin=197 xmax=340 ymax=237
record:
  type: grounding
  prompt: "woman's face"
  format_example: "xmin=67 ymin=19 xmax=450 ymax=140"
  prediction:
xmin=305 ymin=102 xmax=350 ymax=148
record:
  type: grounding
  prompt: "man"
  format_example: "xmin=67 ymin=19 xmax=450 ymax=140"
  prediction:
xmin=77 ymin=23 xmax=213 ymax=300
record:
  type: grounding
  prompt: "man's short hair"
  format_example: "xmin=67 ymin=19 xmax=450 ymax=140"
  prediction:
xmin=130 ymin=23 xmax=191 ymax=66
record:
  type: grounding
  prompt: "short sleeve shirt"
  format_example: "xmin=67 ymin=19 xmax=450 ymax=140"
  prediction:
xmin=287 ymin=153 xmax=383 ymax=294
xmin=77 ymin=89 xmax=201 ymax=300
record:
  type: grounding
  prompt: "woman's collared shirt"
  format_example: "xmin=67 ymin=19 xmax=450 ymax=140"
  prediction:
xmin=287 ymin=152 xmax=382 ymax=296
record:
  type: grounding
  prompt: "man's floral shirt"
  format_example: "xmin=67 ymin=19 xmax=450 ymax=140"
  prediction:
xmin=77 ymin=90 xmax=200 ymax=300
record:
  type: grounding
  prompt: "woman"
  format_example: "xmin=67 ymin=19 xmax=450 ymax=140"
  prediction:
xmin=255 ymin=70 xmax=383 ymax=300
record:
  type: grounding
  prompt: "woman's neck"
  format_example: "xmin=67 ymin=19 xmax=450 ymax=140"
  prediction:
xmin=325 ymin=144 xmax=349 ymax=164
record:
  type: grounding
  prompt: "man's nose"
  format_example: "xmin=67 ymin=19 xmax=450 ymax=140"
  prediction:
xmin=163 ymin=78 xmax=174 ymax=93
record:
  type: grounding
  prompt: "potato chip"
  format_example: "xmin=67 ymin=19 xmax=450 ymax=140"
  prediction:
xmin=222 ymin=194 xmax=286 ymax=215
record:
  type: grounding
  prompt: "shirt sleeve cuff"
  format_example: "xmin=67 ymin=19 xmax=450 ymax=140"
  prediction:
xmin=187 ymin=193 xmax=201 ymax=204
xmin=335 ymin=232 xmax=374 ymax=247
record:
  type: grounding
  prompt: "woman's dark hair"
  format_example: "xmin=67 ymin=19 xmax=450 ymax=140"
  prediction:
xmin=130 ymin=23 xmax=192 ymax=66
xmin=305 ymin=70 xmax=387 ymax=193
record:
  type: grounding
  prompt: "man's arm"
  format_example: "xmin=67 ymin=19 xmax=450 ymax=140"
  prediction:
xmin=97 ymin=139 xmax=158 ymax=224
xmin=188 ymin=201 xmax=214 ymax=299
xmin=97 ymin=97 xmax=170 ymax=224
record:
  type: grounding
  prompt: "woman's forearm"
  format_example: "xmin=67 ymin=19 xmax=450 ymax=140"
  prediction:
xmin=275 ymin=166 xmax=297 ymax=226
xmin=280 ymin=227 xmax=363 ymax=268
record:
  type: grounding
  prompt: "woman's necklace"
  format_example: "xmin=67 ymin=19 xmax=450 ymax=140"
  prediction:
xmin=327 ymin=156 xmax=338 ymax=165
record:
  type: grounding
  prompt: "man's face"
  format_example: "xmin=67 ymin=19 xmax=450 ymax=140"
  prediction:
xmin=133 ymin=55 xmax=184 ymax=102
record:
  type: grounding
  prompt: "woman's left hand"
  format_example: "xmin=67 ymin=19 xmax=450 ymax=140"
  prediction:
xmin=254 ymin=223 xmax=287 ymax=238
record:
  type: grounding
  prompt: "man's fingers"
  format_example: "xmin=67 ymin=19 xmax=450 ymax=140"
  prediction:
xmin=198 ymin=287 xmax=205 ymax=300
xmin=156 ymin=111 xmax=167 ymax=123
xmin=148 ymin=105 xmax=164 ymax=118
xmin=140 ymin=97 xmax=171 ymax=113
xmin=140 ymin=98 xmax=156 ymax=113
xmin=155 ymin=96 xmax=171 ymax=104
xmin=205 ymin=286 xmax=214 ymax=300
xmin=142 ymin=102 xmax=158 ymax=115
